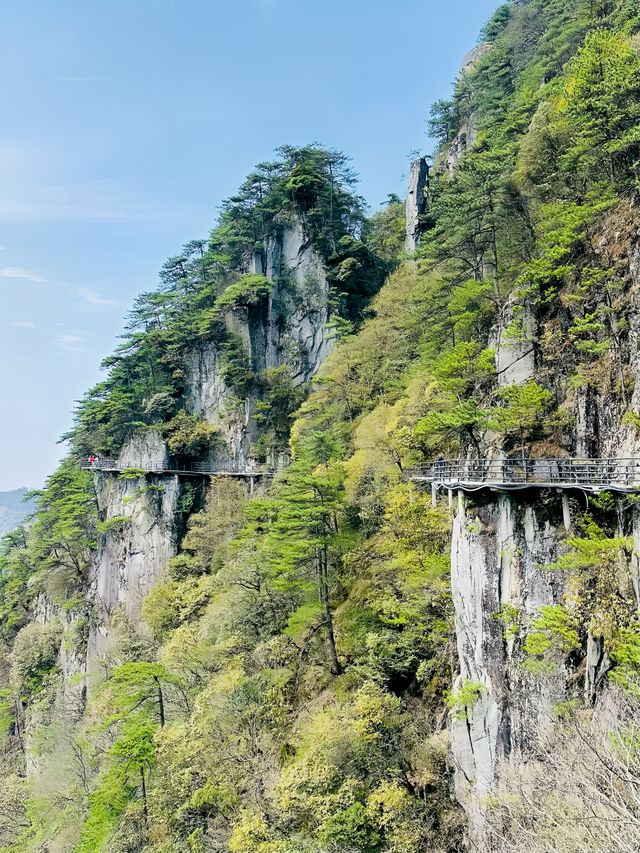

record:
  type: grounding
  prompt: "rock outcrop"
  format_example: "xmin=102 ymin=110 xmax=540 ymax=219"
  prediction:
xmin=445 ymin=44 xmax=490 ymax=173
xmin=491 ymin=299 xmax=537 ymax=387
xmin=87 ymin=469 xmax=181 ymax=670
xmin=86 ymin=217 xmax=335 ymax=669
xmin=405 ymin=157 xmax=429 ymax=253
xmin=186 ymin=218 xmax=334 ymax=466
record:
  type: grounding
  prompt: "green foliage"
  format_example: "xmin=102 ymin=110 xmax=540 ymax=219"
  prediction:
xmin=100 ymin=661 xmax=174 ymax=727
xmin=0 ymin=460 xmax=97 ymax=641
xmin=214 ymin=274 xmax=272 ymax=311
xmin=363 ymin=199 xmax=406 ymax=269
xmin=413 ymin=343 xmax=496 ymax=453
xmin=319 ymin=801 xmax=382 ymax=850
xmin=253 ymin=367 xmax=307 ymax=456
xmin=445 ymin=680 xmax=487 ymax=719
xmin=9 ymin=622 xmax=62 ymax=702
xmin=143 ymin=576 xmax=212 ymax=637
xmin=76 ymin=763 xmax=133 ymax=853
xmin=610 ymin=628 xmax=640 ymax=696
xmin=490 ymin=381 xmax=553 ymax=457
xmin=97 ymin=515 xmax=129 ymax=534
xmin=561 ymin=29 xmax=640 ymax=183
xmin=523 ymin=605 xmax=580 ymax=673
xmin=545 ymin=517 xmax=635 ymax=648
xmin=494 ymin=603 xmax=520 ymax=639
xmin=67 ymin=144 xmax=380 ymax=458
xmin=161 ymin=412 xmax=219 ymax=458
xmin=11 ymin=3 xmax=640 ymax=851
xmin=218 ymin=333 xmax=254 ymax=394
xmin=428 ymin=98 xmax=460 ymax=146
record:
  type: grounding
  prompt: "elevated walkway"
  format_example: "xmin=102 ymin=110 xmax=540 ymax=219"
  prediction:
xmin=82 ymin=458 xmax=279 ymax=480
xmin=408 ymin=458 xmax=640 ymax=495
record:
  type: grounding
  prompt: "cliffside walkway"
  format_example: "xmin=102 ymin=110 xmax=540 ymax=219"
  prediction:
xmin=82 ymin=459 xmax=280 ymax=480
xmin=408 ymin=458 xmax=640 ymax=495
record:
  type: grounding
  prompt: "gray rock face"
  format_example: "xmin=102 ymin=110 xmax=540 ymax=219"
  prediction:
xmin=118 ymin=430 xmax=168 ymax=468
xmin=85 ymin=216 xmax=336 ymax=666
xmin=184 ymin=342 xmax=255 ymax=468
xmin=186 ymin=219 xmax=334 ymax=465
xmin=449 ymin=494 xmax=568 ymax=849
xmin=450 ymin=217 xmax=640 ymax=849
xmin=258 ymin=219 xmax=334 ymax=383
xmin=405 ymin=158 xmax=429 ymax=253
xmin=446 ymin=118 xmax=479 ymax=172
xmin=491 ymin=298 xmax=536 ymax=387
xmin=87 ymin=471 xmax=180 ymax=671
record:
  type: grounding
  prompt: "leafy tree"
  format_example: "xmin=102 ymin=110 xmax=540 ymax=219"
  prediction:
xmin=249 ymin=432 xmax=346 ymax=675
xmin=490 ymin=380 xmax=553 ymax=462
xmin=253 ymin=367 xmax=307 ymax=457
xmin=428 ymin=98 xmax=460 ymax=146
xmin=161 ymin=412 xmax=219 ymax=459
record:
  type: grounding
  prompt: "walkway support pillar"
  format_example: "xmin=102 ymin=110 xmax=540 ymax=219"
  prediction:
xmin=560 ymin=491 xmax=571 ymax=530
xmin=457 ymin=490 xmax=465 ymax=517
xmin=431 ymin=482 xmax=438 ymax=508
xmin=448 ymin=489 xmax=453 ymax=510
xmin=249 ymin=475 xmax=256 ymax=495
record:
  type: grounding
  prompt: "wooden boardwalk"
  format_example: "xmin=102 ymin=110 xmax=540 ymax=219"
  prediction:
xmin=408 ymin=458 xmax=640 ymax=495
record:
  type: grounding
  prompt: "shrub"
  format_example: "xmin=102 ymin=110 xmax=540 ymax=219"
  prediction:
xmin=161 ymin=412 xmax=219 ymax=458
xmin=10 ymin=622 xmax=62 ymax=701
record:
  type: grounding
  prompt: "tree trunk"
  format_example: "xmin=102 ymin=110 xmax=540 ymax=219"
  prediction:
xmin=319 ymin=543 xmax=342 ymax=676
xmin=154 ymin=676 xmax=166 ymax=727
xmin=140 ymin=766 xmax=148 ymax=828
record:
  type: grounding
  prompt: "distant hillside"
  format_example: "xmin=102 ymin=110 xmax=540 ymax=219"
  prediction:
xmin=0 ymin=488 xmax=34 ymax=536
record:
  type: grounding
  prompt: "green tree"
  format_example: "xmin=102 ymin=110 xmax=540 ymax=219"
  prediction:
xmin=490 ymin=380 xmax=553 ymax=463
xmin=250 ymin=433 xmax=346 ymax=675
xmin=562 ymin=29 xmax=640 ymax=183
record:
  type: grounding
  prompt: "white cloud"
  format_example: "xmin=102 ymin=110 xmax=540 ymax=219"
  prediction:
xmin=0 ymin=266 xmax=46 ymax=283
xmin=76 ymin=287 xmax=117 ymax=306
xmin=10 ymin=321 xmax=35 ymax=329
xmin=55 ymin=333 xmax=87 ymax=353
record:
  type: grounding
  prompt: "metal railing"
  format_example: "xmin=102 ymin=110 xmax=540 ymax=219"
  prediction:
xmin=83 ymin=458 xmax=281 ymax=477
xmin=407 ymin=458 xmax=640 ymax=491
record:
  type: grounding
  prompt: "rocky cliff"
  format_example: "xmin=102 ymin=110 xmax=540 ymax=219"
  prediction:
xmin=447 ymin=201 xmax=640 ymax=850
xmin=86 ymin=217 xmax=335 ymax=669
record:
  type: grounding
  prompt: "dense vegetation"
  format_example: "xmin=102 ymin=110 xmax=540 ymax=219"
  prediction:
xmin=2 ymin=0 xmax=640 ymax=851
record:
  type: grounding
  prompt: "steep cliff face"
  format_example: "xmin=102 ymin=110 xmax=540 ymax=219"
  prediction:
xmin=185 ymin=220 xmax=333 ymax=467
xmin=88 ymin=471 xmax=181 ymax=668
xmin=448 ymin=211 xmax=640 ymax=849
xmin=449 ymin=495 xmax=568 ymax=843
xmin=405 ymin=158 xmax=429 ymax=254
xmin=445 ymin=44 xmax=490 ymax=173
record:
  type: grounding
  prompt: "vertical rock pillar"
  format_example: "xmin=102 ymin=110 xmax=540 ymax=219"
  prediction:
xmin=405 ymin=157 xmax=429 ymax=254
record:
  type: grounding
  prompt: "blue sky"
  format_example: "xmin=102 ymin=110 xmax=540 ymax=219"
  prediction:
xmin=0 ymin=0 xmax=498 ymax=491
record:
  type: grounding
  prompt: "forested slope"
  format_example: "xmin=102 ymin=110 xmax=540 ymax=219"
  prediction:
xmin=2 ymin=1 xmax=640 ymax=851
